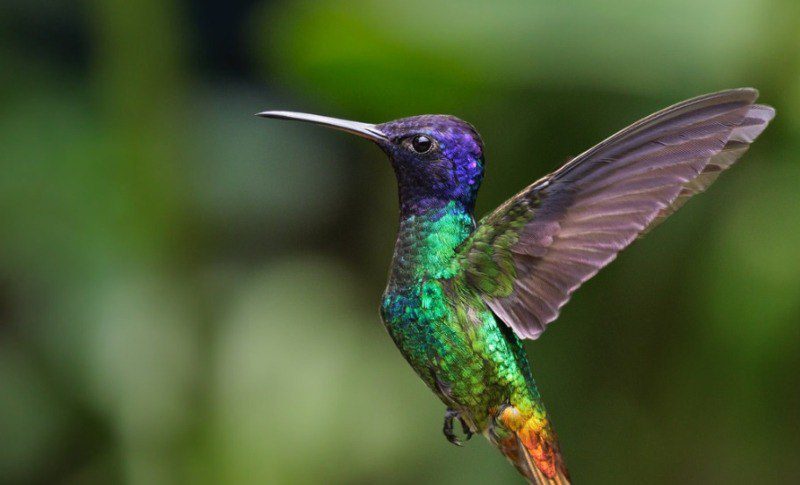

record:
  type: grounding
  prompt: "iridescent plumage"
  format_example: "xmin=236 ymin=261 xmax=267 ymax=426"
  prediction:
xmin=258 ymin=88 xmax=774 ymax=484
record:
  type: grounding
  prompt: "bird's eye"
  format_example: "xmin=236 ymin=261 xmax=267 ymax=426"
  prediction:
xmin=411 ymin=135 xmax=433 ymax=153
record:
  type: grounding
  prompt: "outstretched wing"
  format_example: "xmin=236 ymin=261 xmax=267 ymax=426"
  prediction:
xmin=453 ymin=88 xmax=774 ymax=340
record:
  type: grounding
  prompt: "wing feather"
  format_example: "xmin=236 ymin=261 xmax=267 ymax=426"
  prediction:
xmin=453 ymin=89 xmax=774 ymax=340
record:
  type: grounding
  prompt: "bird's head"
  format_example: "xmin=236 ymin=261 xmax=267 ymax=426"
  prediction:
xmin=257 ymin=111 xmax=485 ymax=214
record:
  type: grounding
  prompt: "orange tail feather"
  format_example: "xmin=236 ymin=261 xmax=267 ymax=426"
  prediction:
xmin=490 ymin=406 xmax=570 ymax=484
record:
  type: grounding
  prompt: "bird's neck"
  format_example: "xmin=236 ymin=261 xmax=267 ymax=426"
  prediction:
xmin=387 ymin=199 xmax=475 ymax=289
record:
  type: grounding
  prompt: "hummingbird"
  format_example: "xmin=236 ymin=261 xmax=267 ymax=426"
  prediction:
xmin=258 ymin=88 xmax=773 ymax=484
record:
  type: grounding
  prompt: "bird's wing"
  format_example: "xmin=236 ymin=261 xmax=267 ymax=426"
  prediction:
xmin=451 ymin=88 xmax=774 ymax=340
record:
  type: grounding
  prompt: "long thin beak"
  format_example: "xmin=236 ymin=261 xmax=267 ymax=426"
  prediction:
xmin=256 ymin=111 xmax=387 ymax=142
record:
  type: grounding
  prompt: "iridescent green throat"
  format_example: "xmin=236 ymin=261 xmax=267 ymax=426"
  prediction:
xmin=387 ymin=201 xmax=475 ymax=288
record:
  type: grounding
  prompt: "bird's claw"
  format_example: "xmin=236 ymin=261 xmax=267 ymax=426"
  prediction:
xmin=460 ymin=416 xmax=473 ymax=441
xmin=443 ymin=409 xmax=462 ymax=446
xmin=443 ymin=408 xmax=473 ymax=446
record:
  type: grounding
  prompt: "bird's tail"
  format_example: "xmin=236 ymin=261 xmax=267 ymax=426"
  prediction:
xmin=488 ymin=405 xmax=570 ymax=485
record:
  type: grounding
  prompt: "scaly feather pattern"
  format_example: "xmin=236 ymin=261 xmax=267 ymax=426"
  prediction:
xmin=380 ymin=200 xmax=569 ymax=483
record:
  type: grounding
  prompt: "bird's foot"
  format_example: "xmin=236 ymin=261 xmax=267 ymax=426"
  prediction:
xmin=443 ymin=408 xmax=474 ymax=447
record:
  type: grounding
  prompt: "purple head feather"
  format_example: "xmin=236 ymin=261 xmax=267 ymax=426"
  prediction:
xmin=376 ymin=115 xmax=485 ymax=215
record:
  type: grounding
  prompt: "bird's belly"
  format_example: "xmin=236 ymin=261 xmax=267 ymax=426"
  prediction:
xmin=381 ymin=286 xmax=530 ymax=426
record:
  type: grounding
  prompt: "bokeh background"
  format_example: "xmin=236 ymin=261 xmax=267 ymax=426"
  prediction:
xmin=2 ymin=1 xmax=799 ymax=484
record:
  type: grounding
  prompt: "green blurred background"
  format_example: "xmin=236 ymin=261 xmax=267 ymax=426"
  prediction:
xmin=1 ymin=1 xmax=799 ymax=484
